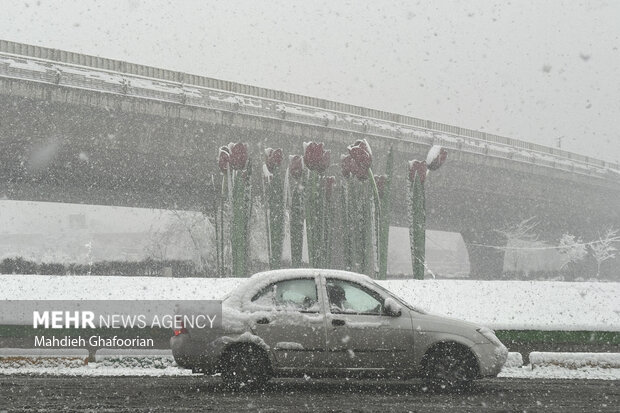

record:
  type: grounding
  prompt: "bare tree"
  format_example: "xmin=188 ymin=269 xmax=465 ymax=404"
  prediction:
xmin=145 ymin=210 xmax=215 ymax=274
xmin=557 ymin=233 xmax=587 ymax=269
xmin=496 ymin=217 xmax=540 ymax=274
xmin=496 ymin=217 xmax=539 ymax=243
xmin=590 ymin=228 xmax=619 ymax=277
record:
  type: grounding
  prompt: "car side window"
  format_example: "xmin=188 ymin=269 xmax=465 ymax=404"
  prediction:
xmin=326 ymin=279 xmax=383 ymax=315
xmin=251 ymin=278 xmax=319 ymax=312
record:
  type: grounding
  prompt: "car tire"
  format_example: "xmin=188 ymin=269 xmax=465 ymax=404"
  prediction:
xmin=220 ymin=343 xmax=271 ymax=390
xmin=423 ymin=344 xmax=477 ymax=392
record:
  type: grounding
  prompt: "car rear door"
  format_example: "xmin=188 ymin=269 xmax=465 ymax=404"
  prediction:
xmin=323 ymin=276 xmax=415 ymax=371
xmin=249 ymin=276 xmax=328 ymax=370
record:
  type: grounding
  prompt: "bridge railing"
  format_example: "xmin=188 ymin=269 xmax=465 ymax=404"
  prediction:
xmin=1 ymin=39 xmax=618 ymax=178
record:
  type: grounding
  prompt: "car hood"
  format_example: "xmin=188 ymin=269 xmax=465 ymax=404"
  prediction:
xmin=413 ymin=311 xmax=487 ymax=342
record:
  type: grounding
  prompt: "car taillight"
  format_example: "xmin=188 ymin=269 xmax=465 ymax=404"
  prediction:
xmin=174 ymin=316 xmax=188 ymax=336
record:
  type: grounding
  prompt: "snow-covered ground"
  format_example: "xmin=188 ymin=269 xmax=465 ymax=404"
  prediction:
xmin=1 ymin=361 xmax=618 ymax=380
xmin=0 ymin=364 xmax=193 ymax=377
xmin=1 ymin=275 xmax=618 ymax=331
xmin=2 ymin=349 xmax=620 ymax=380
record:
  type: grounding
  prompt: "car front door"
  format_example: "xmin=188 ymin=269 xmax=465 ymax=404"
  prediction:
xmin=249 ymin=277 xmax=327 ymax=370
xmin=324 ymin=277 xmax=415 ymax=371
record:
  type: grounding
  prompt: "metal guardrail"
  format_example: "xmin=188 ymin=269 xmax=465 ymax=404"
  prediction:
xmin=1 ymin=39 xmax=618 ymax=178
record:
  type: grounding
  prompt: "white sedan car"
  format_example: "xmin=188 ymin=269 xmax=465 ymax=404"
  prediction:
xmin=171 ymin=269 xmax=507 ymax=390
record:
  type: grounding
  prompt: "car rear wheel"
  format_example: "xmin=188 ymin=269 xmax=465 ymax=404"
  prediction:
xmin=220 ymin=343 xmax=271 ymax=390
xmin=423 ymin=344 xmax=478 ymax=392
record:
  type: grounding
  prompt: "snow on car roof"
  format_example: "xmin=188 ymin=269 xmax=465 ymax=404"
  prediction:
xmin=249 ymin=268 xmax=374 ymax=281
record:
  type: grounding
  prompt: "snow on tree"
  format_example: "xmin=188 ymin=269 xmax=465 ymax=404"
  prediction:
xmin=557 ymin=233 xmax=587 ymax=269
xmin=590 ymin=228 xmax=619 ymax=277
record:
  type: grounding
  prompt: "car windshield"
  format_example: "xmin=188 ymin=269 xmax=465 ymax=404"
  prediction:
xmin=370 ymin=281 xmax=427 ymax=314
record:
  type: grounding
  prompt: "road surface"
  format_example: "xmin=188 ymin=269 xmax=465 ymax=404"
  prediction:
xmin=1 ymin=376 xmax=618 ymax=412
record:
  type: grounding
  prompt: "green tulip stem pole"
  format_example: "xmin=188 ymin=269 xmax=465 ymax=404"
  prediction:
xmin=326 ymin=188 xmax=334 ymax=269
xmin=378 ymin=146 xmax=394 ymax=280
xmin=244 ymin=160 xmax=253 ymax=274
xmin=348 ymin=181 xmax=357 ymax=271
xmin=323 ymin=178 xmax=334 ymax=269
xmin=350 ymin=180 xmax=361 ymax=272
xmin=352 ymin=180 xmax=371 ymax=275
xmin=268 ymin=166 xmax=284 ymax=269
xmin=305 ymin=171 xmax=317 ymax=267
xmin=318 ymin=177 xmax=327 ymax=267
xmin=225 ymin=166 xmax=233 ymax=276
xmin=216 ymin=174 xmax=227 ymax=276
xmin=290 ymin=180 xmax=304 ymax=268
xmin=230 ymin=163 xmax=252 ymax=278
xmin=262 ymin=173 xmax=272 ymax=265
xmin=340 ymin=180 xmax=353 ymax=271
xmin=367 ymin=169 xmax=381 ymax=277
xmin=305 ymin=171 xmax=334 ymax=268
xmin=231 ymin=171 xmax=245 ymax=277
xmin=363 ymin=182 xmax=373 ymax=275
xmin=212 ymin=175 xmax=221 ymax=276
xmin=409 ymin=172 xmax=426 ymax=280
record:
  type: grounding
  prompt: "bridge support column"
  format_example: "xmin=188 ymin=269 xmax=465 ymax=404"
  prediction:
xmin=461 ymin=229 xmax=507 ymax=279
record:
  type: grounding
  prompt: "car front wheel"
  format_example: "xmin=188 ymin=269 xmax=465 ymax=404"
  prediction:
xmin=423 ymin=344 xmax=478 ymax=392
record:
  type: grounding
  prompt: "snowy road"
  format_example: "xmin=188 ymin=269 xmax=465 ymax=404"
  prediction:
xmin=1 ymin=376 xmax=617 ymax=412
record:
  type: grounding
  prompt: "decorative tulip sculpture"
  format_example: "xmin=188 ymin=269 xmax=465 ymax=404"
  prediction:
xmin=288 ymin=155 xmax=304 ymax=267
xmin=408 ymin=145 xmax=447 ymax=279
xmin=263 ymin=148 xmax=285 ymax=269
xmin=303 ymin=142 xmax=332 ymax=268
xmin=216 ymin=142 xmax=252 ymax=277
xmin=339 ymin=139 xmax=382 ymax=276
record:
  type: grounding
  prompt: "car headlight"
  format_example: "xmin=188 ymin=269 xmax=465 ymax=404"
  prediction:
xmin=477 ymin=327 xmax=503 ymax=347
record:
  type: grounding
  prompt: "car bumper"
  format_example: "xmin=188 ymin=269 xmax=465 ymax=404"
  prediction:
xmin=170 ymin=334 xmax=220 ymax=373
xmin=474 ymin=342 xmax=508 ymax=377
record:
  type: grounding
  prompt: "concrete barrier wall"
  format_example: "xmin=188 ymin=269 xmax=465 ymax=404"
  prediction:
xmin=530 ymin=352 xmax=620 ymax=369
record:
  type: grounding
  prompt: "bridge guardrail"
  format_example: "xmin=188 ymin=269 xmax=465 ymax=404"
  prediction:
xmin=1 ymin=46 xmax=618 ymax=180
xmin=1 ymin=39 xmax=618 ymax=172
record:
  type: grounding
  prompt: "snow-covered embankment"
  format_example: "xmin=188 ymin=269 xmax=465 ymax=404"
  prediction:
xmin=1 ymin=275 xmax=618 ymax=331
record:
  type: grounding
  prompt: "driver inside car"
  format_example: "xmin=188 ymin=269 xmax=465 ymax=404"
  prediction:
xmin=327 ymin=282 xmax=348 ymax=312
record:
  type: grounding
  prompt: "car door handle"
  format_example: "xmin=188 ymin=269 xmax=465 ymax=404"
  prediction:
xmin=332 ymin=319 xmax=345 ymax=326
xmin=256 ymin=317 xmax=270 ymax=324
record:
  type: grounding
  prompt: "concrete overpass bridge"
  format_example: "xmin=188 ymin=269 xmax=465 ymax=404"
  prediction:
xmin=1 ymin=40 xmax=619 ymax=278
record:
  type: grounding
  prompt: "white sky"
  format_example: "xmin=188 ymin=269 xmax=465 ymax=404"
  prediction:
xmin=1 ymin=0 xmax=619 ymax=163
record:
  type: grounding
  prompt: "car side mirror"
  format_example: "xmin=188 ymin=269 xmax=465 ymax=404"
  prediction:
xmin=384 ymin=297 xmax=402 ymax=317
